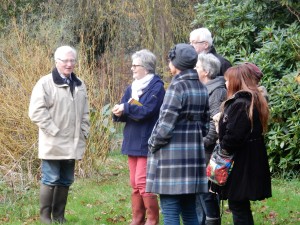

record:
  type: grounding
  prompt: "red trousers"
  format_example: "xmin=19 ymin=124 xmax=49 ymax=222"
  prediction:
xmin=128 ymin=156 xmax=154 ymax=197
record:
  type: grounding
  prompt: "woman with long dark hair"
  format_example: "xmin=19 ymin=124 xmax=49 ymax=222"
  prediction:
xmin=212 ymin=63 xmax=272 ymax=225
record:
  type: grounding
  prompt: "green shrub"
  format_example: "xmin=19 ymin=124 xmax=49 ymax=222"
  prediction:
xmin=192 ymin=0 xmax=298 ymax=62
xmin=246 ymin=22 xmax=300 ymax=82
xmin=192 ymin=0 xmax=300 ymax=175
xmin=266 ymin=72 xmax=300 ymax=175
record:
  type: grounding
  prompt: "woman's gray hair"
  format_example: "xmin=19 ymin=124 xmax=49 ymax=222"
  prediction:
xmin=197 ymin=53 xmax=221 ymax=79
xmin=54 ymin=46 xmax=77 ymax=61
xmin=132 ymin=49 xmax=156 ymax=73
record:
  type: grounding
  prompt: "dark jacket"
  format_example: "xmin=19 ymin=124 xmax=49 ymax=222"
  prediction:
xmin=146 ymin=69 xmax=210 ymax=194
xmin=209 ymin=46 xmax=231 ymax=76
xmin=213 ymin=91 xmax=272 ymax=201
xmin=204 ymin=77 xmax=227 ymax=164
xmin=113 ymin=75 xmax=165 ymax=157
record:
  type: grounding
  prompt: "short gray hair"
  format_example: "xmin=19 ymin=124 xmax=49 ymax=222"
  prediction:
xmin=132 ymin=49 xmax=156 ymax=73
xmin=54 ymin=46 xmax=77 ymax=61
xmin=197 ymin=53 xmax=221 ymax=80
xmin=190 ymin=28 xmax=213 ymax=47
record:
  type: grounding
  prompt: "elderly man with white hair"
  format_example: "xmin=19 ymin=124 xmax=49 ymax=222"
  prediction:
xmin=190 ymin=27 xmax=231 ymax=76
xmin=29 ymin=45 xmax=90 ymax=224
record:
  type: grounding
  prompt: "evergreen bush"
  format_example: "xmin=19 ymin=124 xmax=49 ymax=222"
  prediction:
xmin=192 ymin=0 xmax=300 ymax=175
xmin=267 ymin=72 xmax=300 ymax=176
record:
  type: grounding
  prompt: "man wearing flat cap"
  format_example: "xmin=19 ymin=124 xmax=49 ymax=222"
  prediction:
xmin=146 ymin=43 xmax=210 ymax=224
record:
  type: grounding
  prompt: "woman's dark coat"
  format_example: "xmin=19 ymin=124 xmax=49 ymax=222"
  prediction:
xmin=214 ymin=91 xmax=272 ymax=201
xmin=203 ymin=76 xmax=227 ymax=164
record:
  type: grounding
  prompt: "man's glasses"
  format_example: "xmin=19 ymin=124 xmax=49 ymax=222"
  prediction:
xmin=190 ymin=41 xmax=206 ymax=45
xmin=131 ymin=64 xmax=143 ymax=69
xmin=57 ymin=58 xmax=76 ymax=64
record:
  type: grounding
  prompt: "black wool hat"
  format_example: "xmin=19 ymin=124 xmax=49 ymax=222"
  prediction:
xmin=168 ymin=43 xmax=198 ymax=71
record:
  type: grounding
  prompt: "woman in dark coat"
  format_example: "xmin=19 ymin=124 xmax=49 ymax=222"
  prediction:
xmin=213 ymin=63 xmax=272 ymax=225
xmin=146 ymin=43 xmax=210 ymax=225
xmin=112 ymin=49 xmax=165 ymax=225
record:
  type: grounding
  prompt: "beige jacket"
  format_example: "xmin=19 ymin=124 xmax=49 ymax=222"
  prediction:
xmin=29 ymin=69 xmax=90 ymax=160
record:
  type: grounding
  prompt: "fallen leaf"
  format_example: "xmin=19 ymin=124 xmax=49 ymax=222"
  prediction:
xmin=268 ymin=211 xmax=278 ymax=219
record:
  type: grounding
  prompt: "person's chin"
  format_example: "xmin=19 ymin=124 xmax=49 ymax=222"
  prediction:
xmin=132 ymin=74 xmax=140 ymax=79
xmin=170 ymin=71 xmax=176 ymax=76
xmin=64 ymin=69 xmax=73 ymax=74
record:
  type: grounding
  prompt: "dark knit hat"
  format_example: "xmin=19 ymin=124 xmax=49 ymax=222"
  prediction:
xmin=168 ymin=43 xmax=198 ymax=71
xmin=245 ymin=62 xmax=263 ymax=82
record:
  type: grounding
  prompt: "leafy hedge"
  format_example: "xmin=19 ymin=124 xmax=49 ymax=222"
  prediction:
xmin=193 ymin=0 xmax=300 ymax=175
xmin=267 ymin=73 xmax=300 ymax=176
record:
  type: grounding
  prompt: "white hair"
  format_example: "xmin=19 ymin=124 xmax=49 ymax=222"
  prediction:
xmin=54 ymin=46 xmax=77 ymax=60
xmin=197 ymin=53 xmax=221 ymax=79
xmin=190 ymin=28 xmax=213 ymax=47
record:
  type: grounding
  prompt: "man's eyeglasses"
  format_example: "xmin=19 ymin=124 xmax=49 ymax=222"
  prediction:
xmin=131 ymin=64 xmax=143 ymax=69
xmin=57 ymin=58 xmax=76 ymax=64
xmin=190 ymin=41 xmax=206 ymax=45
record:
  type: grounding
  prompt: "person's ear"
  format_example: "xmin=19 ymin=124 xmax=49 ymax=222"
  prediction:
xmin=204 ymin=70 xmax=209 ymax=77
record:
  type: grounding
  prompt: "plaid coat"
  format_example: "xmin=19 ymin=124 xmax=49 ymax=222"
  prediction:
xmin=146 ymin=69 xmax=210 ymax=194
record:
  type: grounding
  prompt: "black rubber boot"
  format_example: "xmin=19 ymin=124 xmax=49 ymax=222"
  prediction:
xmin=40 ymin=184 xmax=55 ymax=224
xmin=206 ymin=218 xmax=221 ymax=225
xmin=52 ymin=186 xmax=69 ymax=224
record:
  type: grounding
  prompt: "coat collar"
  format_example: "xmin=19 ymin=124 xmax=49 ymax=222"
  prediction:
xmin=174 ymin=69 xmax=199 ymax=81
xmin=137 ymin=74 xmax=163 ymax=97
xmin=52 ymin=67 xmax=82 ymax=86
xmin=205 ymin=76 xmax=226 ymax=95
xmin=208 ymin=46 xmax=217 ymax=54
xmin=224 ymin=91 xmax=252 ymax=107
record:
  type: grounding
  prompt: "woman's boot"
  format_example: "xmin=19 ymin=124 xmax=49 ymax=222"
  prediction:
xmin=143 ymin=195 xmax=159 ymax=225
xmin=130 ymin=192 xmax=146 ymax=225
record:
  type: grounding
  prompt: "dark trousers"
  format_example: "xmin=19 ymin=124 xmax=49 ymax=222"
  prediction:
xmin=228 ymin=200 xmax=254 ymax=225
xmin=196 ymin=191 xmax=220 ymax=224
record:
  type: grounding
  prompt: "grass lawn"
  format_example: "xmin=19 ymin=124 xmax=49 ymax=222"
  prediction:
xmin=0 ymin=150 xmax=299 ymax=224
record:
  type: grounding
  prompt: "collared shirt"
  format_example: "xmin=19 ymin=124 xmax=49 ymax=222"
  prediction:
xmin=59 ymin=74 xmax=72 ymax=83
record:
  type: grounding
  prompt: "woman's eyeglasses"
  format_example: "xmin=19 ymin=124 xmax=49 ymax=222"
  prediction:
xmin=131 ymin=64 xmax=143 ymax=69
